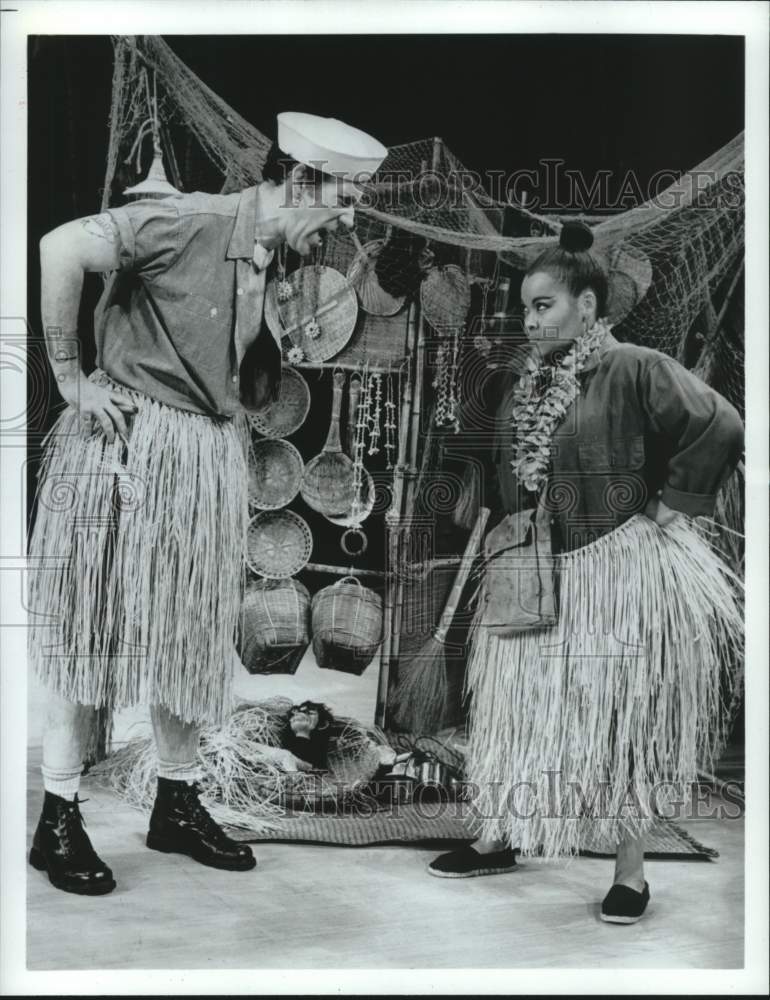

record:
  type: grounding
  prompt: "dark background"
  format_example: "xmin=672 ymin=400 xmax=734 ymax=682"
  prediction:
xmin=26 ymin=35 xmax=745 ymax=739
xmin=27 ymin=32 xmax=744 ymax=338
xmin=26 ymin=31 xmax=745 ymax=481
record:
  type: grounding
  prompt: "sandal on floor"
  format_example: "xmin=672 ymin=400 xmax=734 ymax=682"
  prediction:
xmin=600 ymin=881 xmax=650 ymax=924
xmin=428 ymin=845 xmax=520 ymax=879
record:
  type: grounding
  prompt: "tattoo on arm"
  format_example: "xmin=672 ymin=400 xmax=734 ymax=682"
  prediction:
xmin=80 ymin=214 xmax=119 ymax=243
xmin=44 ymin=326 xmax=82 ymax=391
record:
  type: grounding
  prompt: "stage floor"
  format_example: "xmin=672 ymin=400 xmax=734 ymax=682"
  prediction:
xmin=23 ymin=751 xmax=745 ymax=972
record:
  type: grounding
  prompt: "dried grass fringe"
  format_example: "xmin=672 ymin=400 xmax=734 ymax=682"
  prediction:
xmin=28 ymin=370 xmax=249 ymax=725
xmin=464 ymin=513 xmax=744 ymax=858
xmin=89 ymin=699 xmax=389 ymax=834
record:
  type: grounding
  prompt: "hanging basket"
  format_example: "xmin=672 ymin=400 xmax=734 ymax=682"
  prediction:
xmin=420 ymin=264 xmax=471 ymax=334
xmin=246 ymin=510 xmax=313 ymax=579
xmin=311 ymin=576 xmax=383 ymax=676
xmin=238 ymin=578 xmax=311 ymax=675
xmin=346 ymin=239 xmax=406 ymax=316
xmin=247 ymin=438 xmax=304 ymax=511
xmin=264 ymin=265 xmax=359 ymax=363
xmin=246 ymin=364 xmax=311 ymax=439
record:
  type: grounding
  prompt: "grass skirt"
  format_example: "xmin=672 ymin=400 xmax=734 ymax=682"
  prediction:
xmin=27 ymin=370 xmax=249 ymax=725
xmin=465 ymin=513 xmax=743 ymax=858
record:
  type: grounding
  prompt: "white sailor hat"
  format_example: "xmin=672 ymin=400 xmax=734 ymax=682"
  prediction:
xmin=277 ymin=111 xmax=387 ymax=183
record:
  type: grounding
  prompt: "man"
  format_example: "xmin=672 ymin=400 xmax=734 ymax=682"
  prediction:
xmin=27 ymin=112 xmax=387 ymax=895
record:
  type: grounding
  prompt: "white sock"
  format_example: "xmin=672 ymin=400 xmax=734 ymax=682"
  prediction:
xmin=157 ymin=759 xmax=201 ymax=784
xmin=41 ymin=763 xmax=82 ymax=801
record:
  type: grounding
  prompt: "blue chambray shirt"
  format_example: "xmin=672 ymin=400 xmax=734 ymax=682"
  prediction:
xmin=95 ymin=185 xmax=280 ymax=418
xmin=493 ymin=333 xmax=744 ymax=552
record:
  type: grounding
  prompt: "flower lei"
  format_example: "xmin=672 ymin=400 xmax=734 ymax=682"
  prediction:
xmin=511 ymin=319 xmax=612 ymax=493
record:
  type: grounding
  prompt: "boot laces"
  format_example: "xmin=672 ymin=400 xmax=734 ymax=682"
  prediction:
xmin=184 ymin=784 xmax=230 ymax=844
xmin=55 ymin=797 xmax=99 ymax=864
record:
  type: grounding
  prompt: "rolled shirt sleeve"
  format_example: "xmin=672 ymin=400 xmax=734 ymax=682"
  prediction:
xmin=642 ymin=353 xmax=744 ymax=517
xmin=106 ymin=198 xmax=182 ymax=278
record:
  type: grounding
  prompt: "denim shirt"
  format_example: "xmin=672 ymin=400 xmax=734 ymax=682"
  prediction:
xmin=493 ymin=334 xmax=744 ymax=552
xmin=94 ymin=185 xmax=280 ymax=418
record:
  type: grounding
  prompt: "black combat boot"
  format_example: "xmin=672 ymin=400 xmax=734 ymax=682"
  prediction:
xmin=146 ymin=777 xmax=256 ymax=871
xmin=29 ymin=792 xmax=116 ymax=895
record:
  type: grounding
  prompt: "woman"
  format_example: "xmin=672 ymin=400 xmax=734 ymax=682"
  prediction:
xmin=429 ymin=222 xmax=744 ymax=924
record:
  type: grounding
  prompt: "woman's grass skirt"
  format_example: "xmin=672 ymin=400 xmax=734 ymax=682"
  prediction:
xmin=27 ymin=370 xmax=249 ymax=725
xmin=465 ymin=513 xmax=743 ymax=858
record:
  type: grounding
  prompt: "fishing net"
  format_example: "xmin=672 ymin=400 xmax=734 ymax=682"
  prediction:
xmin=99 ymin=36 xmax=744 ymax=736
xmin=101 ymin=35 xmax=744 ymax=421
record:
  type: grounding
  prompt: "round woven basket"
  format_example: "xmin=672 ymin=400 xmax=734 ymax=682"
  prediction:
xmin=264 ymin=265 xmax=358 ymax=363
xmin=246 ymin=510 xmax=313 ymax=579
xmin=346 ymin=239 xmax=406 ymax=317
xmin=246 ymin=365 xmax=311 ymax=439
xmin=247 ymin=438 xmax=304 ymax=511
xmin=238 ymin=578 xmax=311 ymax=675
xmin=420 ymin=264 xmax=471 ymax=334
xmin=311 ymin=576 xmax=383 ymax=676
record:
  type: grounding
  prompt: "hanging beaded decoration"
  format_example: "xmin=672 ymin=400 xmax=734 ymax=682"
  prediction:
xmin=350 ymin=366 xmax=368 ymax=524
xmin=303 ymin=242 xmax=323 ymax=340
xmin=445 ymin=326 xmax=462 ymax=434
xmin=473 ymin=279 xmax=493 ymax=357
xmin=276 ymin=242 xmax=294 ymax=304
xmin=367 ymin=372 xmax=383 ymax=456
xmin=384 ymin=371 xmax=397 ymax=470
xmin=432 ymin=339 xmax=450 ymax=428
xmin=338 ymin=362 xmax=370 ymax=557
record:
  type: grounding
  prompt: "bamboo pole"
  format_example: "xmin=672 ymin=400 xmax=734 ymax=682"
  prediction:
xmin=389 ymin=306 xmax=428 ymax=676
xmin=303 ymin=562 xmax=385 ymax=579
xmin=375 ymin=302 xmax=418 ymax=727
xmin=295 ymin=360 xmax=402 ymax=374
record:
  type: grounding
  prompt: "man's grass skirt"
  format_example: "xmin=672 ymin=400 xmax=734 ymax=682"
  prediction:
xmin=28 ymin=370 xmax=249 ymax=725
xmin=465 ymin=513 xmax=743 ymax=858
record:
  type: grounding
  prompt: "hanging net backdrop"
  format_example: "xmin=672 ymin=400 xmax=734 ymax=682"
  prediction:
xmin=95 ymin=35 xmax=744 ymax=737
xmin=102 ymin=35 xmax=744 ymax=415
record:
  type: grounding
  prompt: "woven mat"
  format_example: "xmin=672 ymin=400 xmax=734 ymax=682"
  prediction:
xmin=231 ymin=806 xmax=718 ymax=860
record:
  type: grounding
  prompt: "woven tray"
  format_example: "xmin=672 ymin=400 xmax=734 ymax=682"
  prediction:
xmin=247 ymin=438 xmax=304 ymax=510
xmin=265 ymin=265 xmax=359 ymax=363
xmin=246 ymin=510 xmax=313 ymax=579
xmin=246 ymin=365 xmax=311 ymax=439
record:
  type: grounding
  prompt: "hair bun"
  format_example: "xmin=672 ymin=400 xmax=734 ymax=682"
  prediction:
xmin=559 ymin=220 xmax=594 ymax=253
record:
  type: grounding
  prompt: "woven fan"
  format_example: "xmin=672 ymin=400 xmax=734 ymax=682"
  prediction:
xmin=246 ymin=364 xmax=311 ymax=439
xmin=300 ymin=371 xmax=357 ymax=517
xmin=420 ymin=264 xmax=471 ymax=334
xmin=264 ymin=265 xmax=358 ymax=363
xmin=346 ymin=235 xmax=406 ymax=317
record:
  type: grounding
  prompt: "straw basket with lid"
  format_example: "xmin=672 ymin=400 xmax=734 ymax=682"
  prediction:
xmin=311 ymin=576 xmax=383 ymax=676
xmin=238 ymin=577 xmax=311 ymax=675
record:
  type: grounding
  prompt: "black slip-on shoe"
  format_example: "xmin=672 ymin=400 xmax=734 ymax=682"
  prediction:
xmin=600 ymin=881 xmax=650 ymax=924
xmin=428 ymin=845 xmax=520 ymax=879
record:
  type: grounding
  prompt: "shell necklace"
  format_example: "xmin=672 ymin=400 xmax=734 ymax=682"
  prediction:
xmin=511 ymin=318 xmax=612 ymax=493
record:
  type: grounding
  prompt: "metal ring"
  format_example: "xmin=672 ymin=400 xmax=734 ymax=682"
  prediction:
xmin=340 ymin=528 xmax=368 ymax=557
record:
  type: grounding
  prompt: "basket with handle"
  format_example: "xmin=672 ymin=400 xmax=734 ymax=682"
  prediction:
xmin=300 ymin=370 xmax=356 ymax=516
xmin=420 ymin=263 xmax=471 ymax=334
xmin=238 ymin=577 xmax=311 ymax=675
xmin=311 ymin=575 xmax=383 ymax=676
